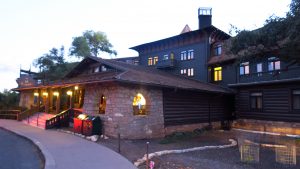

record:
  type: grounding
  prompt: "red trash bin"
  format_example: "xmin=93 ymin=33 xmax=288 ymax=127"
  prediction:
xmin=73 ymin=114 xmax=87 ymax=134
xmin=82 ymin=119 xmax=93 ymax=136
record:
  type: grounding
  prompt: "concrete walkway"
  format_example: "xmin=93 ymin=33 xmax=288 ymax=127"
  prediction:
xmin=0 ymin=119 xmax=136 ymax=169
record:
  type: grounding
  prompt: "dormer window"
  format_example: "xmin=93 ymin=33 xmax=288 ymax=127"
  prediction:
xmin=268 ymin=57 xmax=280 ymax=71
xmin=214 ymin=44 xmax=222 ymax=56
xmin=240 ymin=62 xmax=250 ymax=75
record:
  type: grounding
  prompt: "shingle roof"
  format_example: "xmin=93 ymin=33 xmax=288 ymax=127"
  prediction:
xmin=14 ymin=56 xmax=233 ymax=94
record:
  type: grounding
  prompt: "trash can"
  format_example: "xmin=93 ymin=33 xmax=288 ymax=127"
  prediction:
xmin=73 ymin=114 xmax=88 ymax=134
xmin=82 ymin=116 xmax=102 ymax=136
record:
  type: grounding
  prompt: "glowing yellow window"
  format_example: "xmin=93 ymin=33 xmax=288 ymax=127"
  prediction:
xmin=148 ymin=57 xmax=153 ymax=66
xmin=153 ymin=56 xmax=158 ymax=65
xmin=99 ymin=95 xmax=106 ymax=114
xmin=214 ymin=67 xmax=222 ymax=81
xmin=132 ymin=93 xmax=146 ymax=115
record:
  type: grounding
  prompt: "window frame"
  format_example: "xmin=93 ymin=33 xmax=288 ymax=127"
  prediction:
xmin=268 ymin=57 xmax=281 ymax=72
xmin=214 ymin=44 xmax=222 ymax=56
xmin=132 ymin=93 xmax=147 ymax=116
xmin=187 ymin=68 xmax=194 ymax=77
xmin=153 ymin=56 xmax=159 ymax=65
xmin=239 ymin=62 xmax=250 ymax=75
xmin=99 ymin=95 xmax=106 ymax=114
xmin=148 ymin=57 xmax=153 ymax=66
xmin=292 ymin=89 xmax=300 ymax=110
xmin=180 ymin=51 xmax=187 ymax=61
xmin=256 ymin=63 xmax=263 ymax=76
xmin=250 ymin=92 xmax=263 ymax=111
xmin=213 ymin=67 xmax=222 ymax=81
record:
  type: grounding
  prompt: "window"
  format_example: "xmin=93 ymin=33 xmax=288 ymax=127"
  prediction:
xmin=148 ymin=57 xmax=153 ymax=66
xmin=187 ymin=50 xmax=194 ymax=60
xmin=163 ymin=55 xmax=168 ymax=60
xmin=257 ymin=63 xmax=263 ymax=76
xmin=133 ymin=93 xmax=146 ymax=115
xmin=170 ymin=52 xmax=175 ymax=60
xmin=187 ymin=68 xmax=194 ymax=76
xmin=153 ymin=56 xmax=158 ymax=65
xmin=180 ymin=69 xmax=187 ymax=75
xmin=240 ymin=62 xmax=250 ymax=75
xmin=292 ymin=90 xmax=300 ymax=110
xmin=99 ymin=95 xmax=106 ymax=114
xmin=181 ymin=51 xmax=187 ymax=60
xmin=214 ymin=67 xmax=222 ymax=81
xmin=93 ymin=67 xmax=99 ymax=73
xmin=250 ymin=92 xmax=262 ymax=110
xmin=101 ymin=65 xmax=107 ymax=72
xmin=268 ymin=57 xmax=280 ymax=71
xmin=214 ymin=45 xmax=222 ymax=56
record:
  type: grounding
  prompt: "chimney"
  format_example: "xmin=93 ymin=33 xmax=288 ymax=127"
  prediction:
xmin=198 ymin=7 xmax=212 ymax=29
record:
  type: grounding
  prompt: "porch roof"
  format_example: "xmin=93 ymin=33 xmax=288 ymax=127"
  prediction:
xmin=14 ymin=56 xmax=233 ymax=94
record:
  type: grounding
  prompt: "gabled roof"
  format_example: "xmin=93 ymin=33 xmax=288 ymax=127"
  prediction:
xmin=130 ymin=25 xmax=230 ymax=52
xmin=180 ymin=24 xmax=192 ymax=34
xmin=14 ymin=56 xmax=233 ymax=94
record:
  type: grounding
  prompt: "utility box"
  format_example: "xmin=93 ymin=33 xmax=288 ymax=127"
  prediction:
xmin=82 ymin=116 xmax=102 ymax=136
xmin=73 ymin=114 xmax=88 ymax=134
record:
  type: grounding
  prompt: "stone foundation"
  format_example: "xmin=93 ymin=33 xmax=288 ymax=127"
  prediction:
xmin=232 ymin=119 xmax=300 ymax=135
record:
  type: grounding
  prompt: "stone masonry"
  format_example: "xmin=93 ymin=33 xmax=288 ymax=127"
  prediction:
xmin=82 ymin=82 xmax=165 ymax=139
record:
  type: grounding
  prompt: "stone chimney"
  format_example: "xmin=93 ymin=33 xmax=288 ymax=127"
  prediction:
xmin=198 ymin=7 xmax=212 ymax=29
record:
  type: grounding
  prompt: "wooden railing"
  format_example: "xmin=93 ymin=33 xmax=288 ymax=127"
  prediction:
xmin=18 ymin=105 xmax=45 ymax=122
xmin=0 ymin=110 xmax=21 ymax=120
xmin=45 ymin=108 xmax=83 ymax=129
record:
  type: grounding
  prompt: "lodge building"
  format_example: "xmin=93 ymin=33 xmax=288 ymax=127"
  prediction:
xmin=14 ymin=8 xmax=300 ymax=138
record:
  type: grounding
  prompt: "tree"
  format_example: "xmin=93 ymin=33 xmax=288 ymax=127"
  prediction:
xmin=0 ymin=89 xmax=19 ymax=109
xmin=69 ymin=30 xmax=117 ymax=58
xmin=228 ymin=0 xmax=300 ymax=62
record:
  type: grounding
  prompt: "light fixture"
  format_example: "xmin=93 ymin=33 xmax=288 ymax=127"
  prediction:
xmin=53 ymin=92 xmax=59 ymax=96
xmin=67 ymin=90 xmax=73 ymax=96
xmin=34 ymin=92 xmax=39 ymax=96
xmin=74 ymin=86 xmax=79 ymax=90
xmin=42 ymin=92 xmax=48 ymax=97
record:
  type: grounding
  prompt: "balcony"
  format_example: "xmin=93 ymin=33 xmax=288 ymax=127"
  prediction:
xmin=156 ymin=59 xmax=177 ymax=69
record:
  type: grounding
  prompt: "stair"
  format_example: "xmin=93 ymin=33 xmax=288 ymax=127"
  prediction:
xmin=22 ymin=113 xmax=55 ymax=129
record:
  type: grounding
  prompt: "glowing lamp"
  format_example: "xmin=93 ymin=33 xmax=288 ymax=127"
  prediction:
xmin=67 ymin=91 xmax=73 ymax=96
xmin=42 ymin=92 xmax=48 ymax=97
xmin=34 ymin=92 xmax=39 ymax=96
xmin=53 ymin=92 xmax=59 ymax=96
xmin=78 ymin=114 xmax=87 ymax=120
xmin=74 ymin=86 xmax=79 ymax=90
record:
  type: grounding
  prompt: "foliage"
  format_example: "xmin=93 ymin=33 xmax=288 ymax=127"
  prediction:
xmin=0 ymin=89 xmax=19 ymax=109
xmin=33 ymin=46 xmax=78 ymax=81
xmin=69 ymin=30 xmax=117 ymax=58
xmin=229 ymin=0 xmax=300 ymax=62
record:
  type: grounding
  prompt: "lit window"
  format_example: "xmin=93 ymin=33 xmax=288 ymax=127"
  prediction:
xmin=148 ymin=57 xmax=153 ymax=66
xmin=214 ymin=45 xmax=222 ymax=56
xmin=153 ymin=56 xmax=158 ymax=65
xmin=163 ymin=55 xmax=168 ymax=60
xmin=257 ymin=63 xmax=263 ymax=76
xmin=99 ymin=95 xmax=106 ymax=114
xmin=133 ymin=93 xmax=146 ymax=115
xmin=240 ymin=62 xmax=250 ymax=75
xmin=188 ymin=68 xmax=194 ymax=76
xmin=292 ymin=90 xmax=300 ymax=110
xmin=187 ymin=50 xmax=194 ymax=60
xmin=180 ymin=69 xmax=184 ymax=74
xmin=181 ymin=51 xmax=187 ymax=60
xmin=268 ymin=57 xmax=280 ymax=71
xmin=183 ymin=69 xmax=187 ymax=74
xmin=214 ymin=67 xmax=222 ymax=81
xmin=93 ymin=67 xmax=99 ymax=73
xmin=170 ymin=52 xmax=175 ymax=60
xmin=250 ymin=92 xmax=262 ymax=110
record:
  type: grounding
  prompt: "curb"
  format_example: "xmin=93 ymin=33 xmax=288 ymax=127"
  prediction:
xmin=1 ymin=126 xmax=56 ymax=169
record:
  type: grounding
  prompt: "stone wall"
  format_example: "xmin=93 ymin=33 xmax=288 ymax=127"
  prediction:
xmin=19 ymin=90 xmax=34 ymax=109
xmin=82 ymin=83 xmax=165 ymax=139
xmin=232 ymin=119 xmax=300 ymax=135
xmin=164 ymin=122 xmax=222 ymax=135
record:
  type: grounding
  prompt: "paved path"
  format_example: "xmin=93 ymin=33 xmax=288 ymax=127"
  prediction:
xmin=0 ymin=128 xmax=44 ymax=169
xmin=0 ymin=119 xmax=136 ymax=169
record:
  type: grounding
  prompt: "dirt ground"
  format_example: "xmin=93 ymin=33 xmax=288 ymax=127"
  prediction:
xmin=97 ymin=129 xmax=300 ymax=169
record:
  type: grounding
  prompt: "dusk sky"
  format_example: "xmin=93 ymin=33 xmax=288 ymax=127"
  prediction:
xmin=0 ymin=0 xmax=291 ymax=92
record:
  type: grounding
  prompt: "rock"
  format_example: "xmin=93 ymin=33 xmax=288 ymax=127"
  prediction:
xmin=91 ymin=135 xmax=99 ymax=142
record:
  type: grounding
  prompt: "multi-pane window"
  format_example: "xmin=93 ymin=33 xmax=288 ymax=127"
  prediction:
xmin=214 ymin=67 xmax=222 ymax=81
xmin=153 ymin=56 xmax=158 ymax=65
xmin=268 ymin=57 xmax=280 ymax=71
xmin=180 ymin=69 xmax=187 ymax=75
xmin=250 ymin=92 xmax=262 ymax=110
xmin=214 ymin=45 xmax=222 ymax=56
xmin=257 ymin=63 xmax=263 ymax=76
xmin=148 ymin=57 xmax=153 ymax=66
xmin=240 ymin=62 xmax=250 ymax=75
xmin=292 ymin=90 xmax=300 ymax=110
xmin=181 ymin=51 xmax=187 ymax=60
xmin=187 ymin=50 xmax=194 ymax=60
xmin=187 ymin=68 xmax=194 ymax=76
